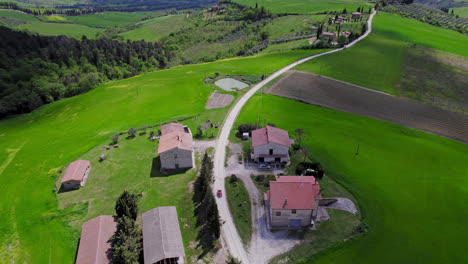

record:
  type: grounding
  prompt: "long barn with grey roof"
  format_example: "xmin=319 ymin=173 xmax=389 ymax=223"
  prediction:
xmin=142 ymin=206 xmax=185 ymax=264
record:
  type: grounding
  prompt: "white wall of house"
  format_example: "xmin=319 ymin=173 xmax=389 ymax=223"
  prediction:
xmin=252 ymin=142 xmax=289 ymax=163
xmin=160 ymin=148 xmax=193 ymax=170
xmin=270 ymin=208 xmax=314 ymax=227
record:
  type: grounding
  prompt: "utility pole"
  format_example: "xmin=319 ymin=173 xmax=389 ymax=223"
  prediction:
xmin=355 ymin=139 xmax=360 ymax=156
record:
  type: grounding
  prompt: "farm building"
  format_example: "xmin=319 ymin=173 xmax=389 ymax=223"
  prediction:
xmin=342 ymin=31 xmax=352 ymax=37
xmin=251 ymin=125 xmax=291 ymax=164
xmin=320 ymin=32 xmax=336 ymax=40
xmin=60 ymin=160 xmax=91 ymax=190
xmin=266 ymin=176 xmax=322 ymax=228
xmin=158 ymin=123 xmax=194 ymax=171
xmin=142 ymin=206 xmax=186 ymax=264
xmin=352 ymin=11 xmax=362 ymax=18
xmin=75 ymin=215 xmax=116 ymax=264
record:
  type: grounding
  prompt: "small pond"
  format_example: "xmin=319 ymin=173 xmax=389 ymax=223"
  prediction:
xmin=214 ymin=78 xmax=249 ymax=91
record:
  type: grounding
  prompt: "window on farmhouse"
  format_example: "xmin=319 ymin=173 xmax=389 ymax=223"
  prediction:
xmin=292 ymin=209 xmax=296 ymax=214
xmin=275 ymin=211 xmax=281 ymax=216
xmin=174 ymin=154 xmax=178 ymax=159
xmin=269 ymin=149 xmax=273 ymax=155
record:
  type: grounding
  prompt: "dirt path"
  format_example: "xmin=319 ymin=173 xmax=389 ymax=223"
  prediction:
xmin=212 ymin=10 xmax=377 ymax=264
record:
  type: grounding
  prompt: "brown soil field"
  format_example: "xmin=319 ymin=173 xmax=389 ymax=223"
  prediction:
xmin=267 ymin=70 xmax=468 ymax=143
xmin=205 ymin=92 xmax=234 ymax=109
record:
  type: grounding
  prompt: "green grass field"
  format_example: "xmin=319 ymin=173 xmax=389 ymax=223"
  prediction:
xmin=15 ymin=21 xmax=104 ymax=38
xmin=295 ymin=12 xmax=468 ymax=94
xmin=233 ymin=0 xmax=372 ymax=14
xmin=225 ymin=175 xmax=252 ymax=245
xmin=236 ymin=94 xmax=468 ymax=264
xmin=0 ymin=9 xmax=39 ymax=22
xmin=0 ymin=49 xmax=326 ymax=263
xmin=120 ymin=14 xmax=195 ymax=41
xmin=451 ymin=6 xmax=468 ymax=18
xmin=67 ymin=11 xmax=158 ymax=28
xmin=57 ymin=132 xmax=205 ymax=260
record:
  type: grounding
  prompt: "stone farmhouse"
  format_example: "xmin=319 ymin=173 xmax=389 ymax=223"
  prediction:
xmin=76 ymin=215 xmax=116 ymax=264
xmin=142 ymin=206 xmax=186 ymax=264
xmin=251 ymin=125 xmax=291 ymax=164
xmin=158 ymin=123 xmax=194 ymax=171
xmin=266 ymin=176 xmax=322 ymax=229
xmin=60 ymin=159 xmax=91 ymax=190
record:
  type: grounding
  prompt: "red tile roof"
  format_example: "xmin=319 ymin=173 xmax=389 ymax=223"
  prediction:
xmin=268 ymin=176 xmax=321 ymax=210
xmin=61 ymin=160 xmax=90 ymax=183
xmin=158 ymin=131 xmax=193 ymax=153
xmin=161 ymin=123 xmax=185 ymax=135
xmin=76 ymin=215 xmax=116 ymax=264
xmin=251 ymin=126 xmax=291 ymax=148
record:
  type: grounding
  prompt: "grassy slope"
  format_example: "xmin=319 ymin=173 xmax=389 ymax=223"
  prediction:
xmin=16 ymin=21 xmax=104 ymax=38
xmin=225 ymin=176 xmax=252 ymax=245
xmin=233 ymin=0 xmax=372 ymax=14
xmin=67 ymin=11 xmax=156 ymax=28
xmin=120 ymin=14 xmax=194 ymax=41
xmin=295 ymin=12 xmax=468 ymax=94
xmin=0 ymin=9 xmax=39 ymax=21
xmin=237 ymin=95 xmax=468 ymax=264
xmin=451 ymin=6 xmax=468 ymax=18
xmin=0 ymin=49 xmax=325 ymax=263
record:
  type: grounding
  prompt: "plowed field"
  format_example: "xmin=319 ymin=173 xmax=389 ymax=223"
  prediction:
xmin=267 ymin=70 xmax=468 ymax=143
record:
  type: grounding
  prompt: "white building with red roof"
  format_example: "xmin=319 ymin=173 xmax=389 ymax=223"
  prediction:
xmin=60 ymin=160 xmax=91 ymax=190
xmin=266 ymin=176 xmax=322 ymax=228
xmin=76 ymin=215 xmax=116 ymax=264
xmin=158 ymin=123 xmax=193 ymax=171
xmin=251 ymin=125 xmax=291 ymax=164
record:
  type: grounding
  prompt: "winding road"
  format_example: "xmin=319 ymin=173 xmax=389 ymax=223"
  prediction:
xmin=212 ymin=10 xmax=377 ymax=264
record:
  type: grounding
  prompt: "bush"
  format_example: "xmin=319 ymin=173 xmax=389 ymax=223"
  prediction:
xmin=229 ymin=174 xmax=238 ymax=183
xmin=237 ymin=123 xmax=259 ymax=137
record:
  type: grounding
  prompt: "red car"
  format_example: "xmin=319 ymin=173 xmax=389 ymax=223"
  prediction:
xmin=217 ymin=190 xmax=223 ymax=198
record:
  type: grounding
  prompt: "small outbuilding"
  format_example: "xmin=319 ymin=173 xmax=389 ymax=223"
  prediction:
xmin=320 ymin=32 xmax=336 ymax=40
xmin=266 ymin=176 xmax=322 ymax=229
xmin=251 ymin=125 xmax=291 ymax=164
xmin=352 ymin=11 xmax=362 ymax=18
xmin=158 ymin=123 xmax=194 ymax=171
xmin=142 ymin=206 xmax=186 ymax=264
xmin=60 ymin=160 xmax=91 ymax=190
xmin=76 ymin=215 xmax=116 ymax=264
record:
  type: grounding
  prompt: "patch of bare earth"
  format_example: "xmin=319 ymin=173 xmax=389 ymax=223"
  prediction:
xmin=205 ymin=92 xmax=234 ymax=109
xmin=398 ymin=45 xmax=468 ymax=114
xmin=266 ymin=70 xmax=468 ymax=143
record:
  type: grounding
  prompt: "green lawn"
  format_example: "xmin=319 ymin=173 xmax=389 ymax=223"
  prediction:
xmin=236 ymin=95 xmax=468 ymax=264
xmin=0 ymin=49 xmax=325 ymax=263
xmin=15 ymin=21 xmax=104 ymax=38
xmin=295 ymin=12 xmax=468 ymax=94
xmin=57 ymin=132 xmax=204 ymax=260
xmin=233 ymin=0 xmax=372 ymax=14
xmin=120 ymin=14 xmax=195 ymax=41
xmin=225 ymin=175 xmax=252 ymax=246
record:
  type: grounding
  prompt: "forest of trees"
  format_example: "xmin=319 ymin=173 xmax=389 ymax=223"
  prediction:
xmin=0 ymin=26 xmax=173 ymax=117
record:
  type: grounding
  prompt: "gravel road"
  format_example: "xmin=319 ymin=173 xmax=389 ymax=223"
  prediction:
xmin=212 ymin=10 xmax=377 ymax=264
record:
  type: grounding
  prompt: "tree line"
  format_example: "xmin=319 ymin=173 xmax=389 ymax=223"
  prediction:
xmin=0 ymin=2 xmax=105 ymax=16
xmin=193 ymin=153 xmax=221 ymax=257
xmin=0 ymin=26 xmax=173 ymax=118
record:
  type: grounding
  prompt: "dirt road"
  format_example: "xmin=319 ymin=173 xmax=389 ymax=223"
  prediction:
xmin=212 ymin=10 xmax=377 ymax=264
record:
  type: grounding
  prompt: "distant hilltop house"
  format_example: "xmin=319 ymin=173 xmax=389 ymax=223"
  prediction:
xmin=341 ymin=31 xmax=352 ymax=38
xmin=267 ymin=176 xmax=322 ymax=229
xmin=320 ymin=32 xmax=336 ymax=40
xmin=251 ymin=125 xmax=291 ymax=164
xmin=158 ymin=123 xmax=194 ymax=171
xmin=352 ymin=11 xmax=362 ymax=18
xmin=76 ymin=215 xmax=116 ymax=264
xmin=60 ymin=160 xmax=91 ymax=190
xmin=142 ymin=206 xmax=186 ymax=264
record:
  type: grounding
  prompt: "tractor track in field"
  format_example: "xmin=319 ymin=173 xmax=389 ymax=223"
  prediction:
xmin=267 ymin=70 xmax=468 ymax=143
